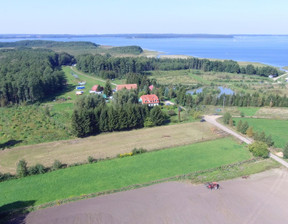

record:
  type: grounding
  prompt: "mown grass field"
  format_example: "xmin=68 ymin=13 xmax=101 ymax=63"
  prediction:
xmin=233 ymin=117 xmax=288 ymax=148
xmin=0 ymin=137 xmax=252 ymax=212
xmin=0 ymin=122 xmax=219 ymax=174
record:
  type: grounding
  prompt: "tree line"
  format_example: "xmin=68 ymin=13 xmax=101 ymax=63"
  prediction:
xmin=0 ymin=48 xmax=75 ymax=106
xmin=76 ymin=54 xmax=280 ymax=79
xmin=176 ymin=88 xmax=288 ymax=108
xmin=71 ymin=94 xmax=167 ymax=137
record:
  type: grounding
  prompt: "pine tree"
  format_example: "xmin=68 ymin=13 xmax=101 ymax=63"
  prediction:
xmin=150 ymin=106 xmax=166 ymax=126
xmin=99 ymin=107 xmax=109 ymax=132
xmin=104 ymin=80 xmax=112 ymax=97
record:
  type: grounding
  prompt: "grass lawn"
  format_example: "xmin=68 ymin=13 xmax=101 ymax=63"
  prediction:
xmin=233 ymin=117 xmax=288 ymax=148
xmin=0 ymin=137 xmax=251 ymax=211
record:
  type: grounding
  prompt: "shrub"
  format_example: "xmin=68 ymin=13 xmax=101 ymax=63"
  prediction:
xmin=168 ymin=110 xmax=176 ymax=116
xmin=52 ymin=160 xmax=62 ymax=171
xmin=118 ymin=152 xmax=133 ymax=158
xmin=28 ymin=164 xmax=46 ymax=175
xmin=132 ymin=148 xmax=147 ymax=155
xmin=87 ymin=156 xmax=95 ymax=164
xmin=0 ymin=172 xmax=14 ymax=182
xmin=16 ymin=159 xmax=28 ymax=177
xmin=248 ymin=141 xmax=269 ymax=158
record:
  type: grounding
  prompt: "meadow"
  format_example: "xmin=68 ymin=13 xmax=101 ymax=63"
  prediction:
xmin=233 ymin=117 xmax=288 ymax=148
xmin=0 ymin=137 xmax=252 ymax=212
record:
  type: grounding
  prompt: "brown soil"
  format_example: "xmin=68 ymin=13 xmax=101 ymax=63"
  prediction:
xmin=21 ymin=168 xmax=288 ymax=224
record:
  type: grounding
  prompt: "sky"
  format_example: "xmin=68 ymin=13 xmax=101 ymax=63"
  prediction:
xmin=0 ymin=0 xmax=287 ymax=34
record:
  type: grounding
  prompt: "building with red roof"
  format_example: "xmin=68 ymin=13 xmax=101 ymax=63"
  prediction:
xmin=139 ymin=94 xmax=159 ymax=107
xmin=91 ymin=85 xmax=99 ymax=91
xmin=116 ymin=84 xmax=137 ymax=91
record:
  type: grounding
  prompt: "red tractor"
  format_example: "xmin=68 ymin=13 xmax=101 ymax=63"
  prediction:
xmin=205 ymin=182 xmax=220 ymax=190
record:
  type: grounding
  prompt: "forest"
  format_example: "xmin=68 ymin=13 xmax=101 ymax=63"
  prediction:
xmin=76 ymin=54 xmax=280 ymax=79
xmin=71 ymin=93 xmax=167 ymax=137
xmin=0 ymin=48 xmax=74 ymax=106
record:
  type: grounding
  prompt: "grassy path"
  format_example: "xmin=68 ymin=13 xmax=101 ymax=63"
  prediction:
xmin=70 ymin=66 xmax=117 ymax=86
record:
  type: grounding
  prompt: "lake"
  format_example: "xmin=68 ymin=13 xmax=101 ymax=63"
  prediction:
xmin=0 ymin=35 xmax=288 ymax=68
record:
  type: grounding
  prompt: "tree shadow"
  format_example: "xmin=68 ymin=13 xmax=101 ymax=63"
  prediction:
xmin=41 ymin=83 xmax=76 ymax=103
xmin=0 ymin=200 xmax=36 ymax=224
xmin=0 ymin=140 xmax=23 ymax=150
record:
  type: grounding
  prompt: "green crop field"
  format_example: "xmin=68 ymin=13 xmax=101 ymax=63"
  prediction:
xmin=0 ymin=137 xmax=251 ymax=212
xmin=233 ymin=117 xmax=288 ymax=148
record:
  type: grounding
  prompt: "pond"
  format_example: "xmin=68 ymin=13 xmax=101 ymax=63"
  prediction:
xmin=186 ymin=86 xmax=235 ymax=96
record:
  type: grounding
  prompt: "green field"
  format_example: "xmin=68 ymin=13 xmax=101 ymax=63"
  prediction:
xmin=233 ymin=117 xmax=288 ymax=148
xmin=237 ymin=107 xmax=259 ymax=116
xmin=0 ymin=137 xmax=251 ymax=211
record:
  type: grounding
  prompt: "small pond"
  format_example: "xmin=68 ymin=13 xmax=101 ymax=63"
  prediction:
xmin=186 ymin=86 xmax=235 ymax=96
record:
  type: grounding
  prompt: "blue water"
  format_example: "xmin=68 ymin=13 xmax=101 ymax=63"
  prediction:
xmin=1 ymin=35 xmax=288 ymax=67
xmin=186 ymin=86 xmax=235 ymax=96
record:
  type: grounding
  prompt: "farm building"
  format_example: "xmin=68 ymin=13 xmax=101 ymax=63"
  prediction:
xmin=91 ymin=85 xmax=99 ymax=91
xmin=76 ymin=86 xmax=85 ymax=90
xmin=139 ymin=94 xmax=159 ymax=107
xmin=116 ymin=84 xmax=137 ymax=91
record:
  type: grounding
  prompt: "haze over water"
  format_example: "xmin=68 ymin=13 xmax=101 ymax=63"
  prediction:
xmin=1 ymin=35 xmax=287 ymax=68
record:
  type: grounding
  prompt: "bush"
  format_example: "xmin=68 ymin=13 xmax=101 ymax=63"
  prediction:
xmin=132 ymin=148 xmax=147 ymax=155
xmin=87 ymin=156 xmax=95 ymax=164
xmin=52 ymin=160 xmax=62 ymax=171
xmin=28 ymin=164 xmax=46 ymax=175
xmin=16 ymin=159 xmax=28 ymax=177
xmin=0 ymin=172 xmax=14 ymax=182
xmin=248 ymin=141 xmax=269 ymax=158
xmin=144 ymin=117 xmax=154 ymax=127
xmin=168 ymin=110 xmax=177 ymax=116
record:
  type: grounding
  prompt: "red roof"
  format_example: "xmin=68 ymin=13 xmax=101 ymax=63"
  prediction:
xmin=140 ymin=94 xmax=159 ymax=104
xmin=116 ymin=84 xmax=137 ymax=91
xmin=91 ymin=85 xmax=99 ymax=91
xmin=149 ymin=85 xmax=154 ymax=91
